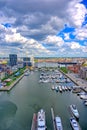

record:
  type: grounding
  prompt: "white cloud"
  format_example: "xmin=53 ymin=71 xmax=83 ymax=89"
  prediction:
xmin=82 ymin=46 xmax=87 ymax=52
xmin=74 ymin=27 xmax=87 ymax=40
xmin=44 ymin=35 xmax=64 ymax=47
xmin=67 ymin=1 xmax=87 ymax=27
xmin=5 ymin=33 xmax=27 ymax=43
xmin=0 ymin=11 xmax=16 ymax=24
xmin=70 ymin=42 xmax=81 ymax=49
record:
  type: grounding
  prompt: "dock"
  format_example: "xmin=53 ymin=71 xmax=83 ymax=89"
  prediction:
xmin=31 ymin=113 xmax=37 ymax=130
xmin=51 ymin=107 xmax=56 ymax=130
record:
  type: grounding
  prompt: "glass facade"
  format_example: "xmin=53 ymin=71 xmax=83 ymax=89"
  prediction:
xmin=9 ymin=54 xmax=17 ymax=66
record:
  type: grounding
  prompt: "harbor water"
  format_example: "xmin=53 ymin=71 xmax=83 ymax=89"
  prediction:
xmin=0 ymin=71 xmax=87 ymax=130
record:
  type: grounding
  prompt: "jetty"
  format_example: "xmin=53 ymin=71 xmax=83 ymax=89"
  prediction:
xmin=31 ymin=113 xmax=37 ymax=130
xmin=51 ymin=107 xmax=56 ymax=130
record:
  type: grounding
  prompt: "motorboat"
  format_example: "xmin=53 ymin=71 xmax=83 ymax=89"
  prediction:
xmin=80 ymin=94 xmax=87 ymax=100
xmin=51 ymin=85 xmax=55 ymax=90
xmin=70 ymin=104 xmax=79 ymax=119
xmin=37 ymin=109 xmax=47 ymax=130
xmin=84 ymin=100 xmax=87 ymax=106
xmin=70 ymin=117 xmax=81 ymax=130
xmin=58 ymin=86 xmax=62 ymax=92
xmin=55 ymin=116 xmax=63 ymax=130
xmin=55 ymin=86 xmax=58 ymax=92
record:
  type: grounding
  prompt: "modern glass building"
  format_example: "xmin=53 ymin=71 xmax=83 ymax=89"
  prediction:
xmin=23 ymin=57 xmax=32 ymax=67
xmin=9 ymin=54 xmax=17 ymax=66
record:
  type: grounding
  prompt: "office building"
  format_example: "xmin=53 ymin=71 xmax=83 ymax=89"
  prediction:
xmin=9 ymin=54 xmax=17 ymax=67
xmin=23 ymin=57 xmax=32 ymax=67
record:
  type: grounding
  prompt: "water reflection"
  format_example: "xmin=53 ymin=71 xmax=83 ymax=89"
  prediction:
xmin=0 ymin=101 xmax=17 ymax=130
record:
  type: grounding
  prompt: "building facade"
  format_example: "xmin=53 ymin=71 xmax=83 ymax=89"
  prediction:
xmin=9 ymin=54 xmax=17 ymax=67
xmin=23 ymin=57 xmax=32 ymax=67
xmin=79 ymin=67 xmax=87 ymax=79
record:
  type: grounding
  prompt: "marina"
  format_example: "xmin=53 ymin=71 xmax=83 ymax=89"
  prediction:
xmin=0 ymin=71 xmax=87 ymax=130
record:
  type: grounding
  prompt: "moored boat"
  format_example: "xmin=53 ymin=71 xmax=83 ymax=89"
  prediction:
xmin=37 ymin=109 xmax=47 ymax=130
xmin=55 ymin=86 xmax=58 ymax=92
xmin=84 ymin=100 xmax=87 ymax=106
xmin=55 ymin=116 xmax=63 ymax=130
xmin=58 ymin=86 xmax=62 ymax=92
xmin=51 ymin=85 xmax=55 ymax=90
xmin=70 ymin=117 xmax=81 ymax=130
xmin=70 ymin=104 xmax=79 ymax=119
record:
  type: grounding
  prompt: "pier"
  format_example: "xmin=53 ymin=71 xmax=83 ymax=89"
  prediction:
xmin=31 ymin=113 xmax=37 ymax=130
xmin=51 ymin=107 xmax=56 ymax=130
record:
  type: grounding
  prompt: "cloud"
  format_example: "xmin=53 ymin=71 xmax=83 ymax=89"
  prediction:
xmin=70 ymin=42 xmax=81 ymax=49
xmin=66 ymin=0 xmax=87 ymax=27
xmin=44 ymin=35 xmax=64 ymax=47
xmin=74 ymin=26 xmax=87 ymax=40
xmin=0 ymin=0 xmax=87 ymax=57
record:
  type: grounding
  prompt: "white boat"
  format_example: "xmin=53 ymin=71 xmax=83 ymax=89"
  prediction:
xmin=37 ymin=109 xmax=47 ymax=130
xmin=64 ymin=86 xmax=68 ymax=91
xmin=70 ymin=117 xmax=81 ymax=130
xmin=80 ymin=94 xmax=87 ymax=100
xmin=51 ymin=85 xmax=55 ymax=90
xmin=84 ymin=100 xmax=87 ymax=106
xmin=58 ymin=86 xmax=62 ymax=92
xmin=70 ymin=105 xmax=79 ymax=119
xmin=24 ymin=71 xmax=29 ymax=76
xmin=62 ymin=86 xmax=65 ymax=91
xmin=55 ymin=86 xmax=58 ymax=92
xmin=55 ymin=116 xmax=63 ymax=130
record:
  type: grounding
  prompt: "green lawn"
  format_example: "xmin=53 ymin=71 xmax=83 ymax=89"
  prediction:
xmin=60 ymin=67 xmax=68 ymax=73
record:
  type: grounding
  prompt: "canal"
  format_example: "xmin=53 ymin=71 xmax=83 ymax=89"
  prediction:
xmin=0 ymin=71 xmax=87 ymax=130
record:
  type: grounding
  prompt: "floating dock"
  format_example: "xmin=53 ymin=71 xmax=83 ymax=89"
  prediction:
xmin=51 ymin=107 xmax=56 ymax=130
xmin=31 ymin=113 xmax=37 ymax=130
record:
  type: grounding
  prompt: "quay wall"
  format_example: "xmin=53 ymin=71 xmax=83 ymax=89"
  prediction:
xmin=0 ymin=74 xmax=25 ymax=91
xmin=59 ymin=69 xmax=87 ymax=92
xmin=59 ymin=70 xmax=79 ymax=86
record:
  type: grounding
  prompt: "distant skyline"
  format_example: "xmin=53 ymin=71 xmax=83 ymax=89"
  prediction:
xmin=0 ymin=0 xmax=87 ymax=57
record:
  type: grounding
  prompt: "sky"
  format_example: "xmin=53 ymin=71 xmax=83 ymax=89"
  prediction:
xmin=0 ymin=0 xmax=87 ymax=57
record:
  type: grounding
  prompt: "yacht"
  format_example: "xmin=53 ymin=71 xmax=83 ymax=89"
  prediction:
xmin=70 ymin=105 xmax=79 ymax=119
xmin=37 ymin=109 xmax=47 ymax=130
xmin=70 ymin=117 xmax=81 ymax=130
xmin=55 ymin=116 xmax=63 ymax=130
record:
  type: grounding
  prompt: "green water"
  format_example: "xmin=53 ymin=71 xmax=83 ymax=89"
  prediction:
xmin=0 ymin=71 xmax=87 ymax=130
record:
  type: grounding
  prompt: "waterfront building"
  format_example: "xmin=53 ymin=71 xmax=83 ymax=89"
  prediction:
xmin=23 ymin=57 xmax=32 ymax=68
xmin=79 ymin=67 xmax=87 ymax=79
xmin=30 ymin=56 xmax=34 ymax=67
xmin=9 ymin=54 xmax=17 ymax=67
xmin=67 ymin=65 xmax=80 ymax=73
xmin=79 ymin=61 xmax=87 ymax=79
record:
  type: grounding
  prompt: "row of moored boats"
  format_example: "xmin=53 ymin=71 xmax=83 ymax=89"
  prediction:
xmin=51 ymin=85 xmax=72 ymax=92
xmin=31 ymin=104 xmax=81 ymax=130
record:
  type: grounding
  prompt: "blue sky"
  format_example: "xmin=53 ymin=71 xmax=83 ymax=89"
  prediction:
xmin=0 ymin=0 xmax=87 ymax=57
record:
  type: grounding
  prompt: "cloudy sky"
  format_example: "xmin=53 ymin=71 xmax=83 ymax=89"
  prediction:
xmin=0 ymin=0 xmax=87 ymax=57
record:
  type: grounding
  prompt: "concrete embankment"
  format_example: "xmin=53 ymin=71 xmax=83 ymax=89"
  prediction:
xmin=0 ymin=74 xmax=24 ymax=91
xmin=59 ymin=70 xmax=79 ymax=86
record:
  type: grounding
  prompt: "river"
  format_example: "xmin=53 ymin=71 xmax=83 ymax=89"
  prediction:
xmin=0 ymin=71 xmax=87 ymax=130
